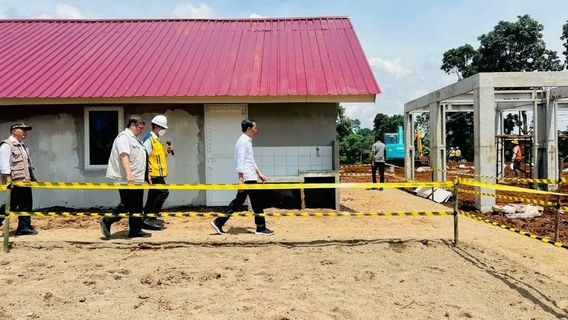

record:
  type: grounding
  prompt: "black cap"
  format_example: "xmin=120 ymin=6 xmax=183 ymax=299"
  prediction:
xmin=10 ymin=123 xmax=32 ymax=131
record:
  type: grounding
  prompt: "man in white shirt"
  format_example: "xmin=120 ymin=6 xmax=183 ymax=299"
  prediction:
xmin=210 ymin=119 xmax=274 ymax=236
xmin=0 ymin=123 xmax=37 ymax=235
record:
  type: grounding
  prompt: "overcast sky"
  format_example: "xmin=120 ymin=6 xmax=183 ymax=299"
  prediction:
xmin=1 ymin=0 xmax=567 ymax=128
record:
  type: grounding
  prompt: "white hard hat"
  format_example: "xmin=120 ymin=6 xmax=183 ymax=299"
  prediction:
xmin=151 ymin=115 xmax=168 ymax=129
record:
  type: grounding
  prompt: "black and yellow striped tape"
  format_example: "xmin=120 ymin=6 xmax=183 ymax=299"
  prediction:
xmin=11 ymin=181 xmax=454 ymax=190
xmin=457 ymin=178 xmax=566 ymax=196
xmin=431 ymin=168 xmax=562 ymax=184
xmin=340 ymin=164 xmax=370 ymax=168
xmin=459 ymin=210 xmax=567 ymax=250
xmin=0 ymin=210 xmax=453 ymax=219
xmin=459 ymin=189 xmax=557 ymax=207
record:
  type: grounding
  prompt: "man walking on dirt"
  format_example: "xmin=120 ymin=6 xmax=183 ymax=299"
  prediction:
xmin=210 ymin=119 xmax=274 ymax=236
xmin=142 ymin=115 xmax=174 ymax=231
xmin=100 ymin=116 xmax=151 ymax=239
xmin=0 ymin=123 xmax=38 ymax=235
xmin=371 ymin=138 xmax=386 ymax=191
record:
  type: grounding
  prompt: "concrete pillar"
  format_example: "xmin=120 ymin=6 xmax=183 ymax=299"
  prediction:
xmin=429 ymin=102 xmax=446 ymax=181
xmin=535 ymin=89 xmax=558 ymax=183
xmin=496 ymin=111 xmax=504 ymax=179
xmin=473 ymin=75 xmax=496 ymax=211
xmin=404 ymin=112 xmax=415 ymax=180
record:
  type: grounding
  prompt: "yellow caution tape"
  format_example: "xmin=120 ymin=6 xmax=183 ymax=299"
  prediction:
xmin=339 ymin=173 xmax=398 ymax=178
xmin=11 ymin=181 xmax=454 ymax=190
xmin=340 ymin=164 xmax=370 ymax=168
xmin=457 ymin=178 xmax=566 ymax=196
xmin=459 ymin=210 xmax=568 ymax=250
xmin=0 ymin=184 xmax=7 ymax=192
xmin=0 ymin=210 xmax=453 ymax=218
xmin=459 ymin=189 xmax=557 ymax=207
xmin=431 ymin=168 xmax=560 ymax=184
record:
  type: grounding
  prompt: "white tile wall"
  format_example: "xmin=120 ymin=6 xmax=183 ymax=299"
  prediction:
xmin=254 ymin=146 xmax=333 ymax=176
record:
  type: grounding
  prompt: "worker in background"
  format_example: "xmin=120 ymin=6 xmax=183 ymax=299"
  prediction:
xmin=142 ymin=115 xmax=174 ymax=231
xmin=371 ymin=138 xmax=386 ymax=191
xmin=449 ymin=147 xmax=456 ymax=162
xmin=455 ymin=147 xmax=461 ymax=162
xmin=511 ymin=139 xmax=526 ymax=177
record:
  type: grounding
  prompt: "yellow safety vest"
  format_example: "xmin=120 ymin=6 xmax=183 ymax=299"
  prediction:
xmin=148 ymin=135 xmax=168 ymax=177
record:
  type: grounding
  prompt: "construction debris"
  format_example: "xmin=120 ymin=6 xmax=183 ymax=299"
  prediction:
xmin=491 ymin=203 xmax=543 ymax=218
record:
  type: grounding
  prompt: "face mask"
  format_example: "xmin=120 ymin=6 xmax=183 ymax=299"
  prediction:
xmin=158 ymin=129 xmax=166 ymax=137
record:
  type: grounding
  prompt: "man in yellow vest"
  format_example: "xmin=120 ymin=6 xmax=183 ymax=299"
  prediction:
xmin=142 ymin=115 xmax=174 ymax=230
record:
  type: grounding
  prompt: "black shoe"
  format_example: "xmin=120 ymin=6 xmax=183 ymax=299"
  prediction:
xmin=210 ymin=220 xmax=226 ymax=235
xmin=128 ymin=230 xmax=152 ymax=238
xmin=255 ymin=228 xmax=274 ymax=236
xmin=100 ymin=218 xmax=112 ymax=239
xmin=141 ymin=218 xmax=164 ymax=231
xmin=15 ymin=228 xmax=38 ymax=236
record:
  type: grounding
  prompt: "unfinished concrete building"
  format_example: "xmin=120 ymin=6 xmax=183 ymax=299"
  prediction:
xmin=404 ymin=72 xmax=568 ymax=211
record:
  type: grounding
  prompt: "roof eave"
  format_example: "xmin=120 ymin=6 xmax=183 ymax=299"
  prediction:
xmin=0 ymin=95 xmax=377 ymax=106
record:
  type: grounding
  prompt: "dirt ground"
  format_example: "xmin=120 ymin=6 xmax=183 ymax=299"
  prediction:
xmin=341 ymin=163 xmax=568 ymax=243
xmin=1 ymin=188 xmax=568 ymax=319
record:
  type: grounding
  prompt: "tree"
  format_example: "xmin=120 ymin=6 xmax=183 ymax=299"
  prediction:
xmin=336 ymin=105 xmax=375 ymax=164
xmin=562 ymin=20 xmax=568 ymax=67
xmin=336 ymin=105 xmax=353 ymax=142
xmin=441 ymin=44 xmax=479 ymax=80
xmin=441 ymin=15 xmax=563 ymax=79
xmin=373 ymin=113 xmax=403 ymax=142
xmin=446 ymin=112 xmax=474 ymax=161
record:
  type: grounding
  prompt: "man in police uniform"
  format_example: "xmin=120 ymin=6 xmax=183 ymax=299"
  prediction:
xmin=142 ymin=115 xmax=174 ymax=230
xmin=0 ymin=123 xmax=38 ymax=235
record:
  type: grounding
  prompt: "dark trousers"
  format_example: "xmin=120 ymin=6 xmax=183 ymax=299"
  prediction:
xmin=215 ymin=181 xmax=266 ymax=229
xmin=104 ymin=189 xmax=143 ymax=232
xmin=372 ymin=162 xmax=385 ymax=184
xmin=144 ymin=177 xmax=169 ymax=215
xmin=0 ymin=187 xmax=33 ymax=230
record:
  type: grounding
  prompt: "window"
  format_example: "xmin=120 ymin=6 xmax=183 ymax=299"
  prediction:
xmin=384 ymin=133 xmax=398 ymax=145
xmin=84 ymin=107 xmax=124 ymax=169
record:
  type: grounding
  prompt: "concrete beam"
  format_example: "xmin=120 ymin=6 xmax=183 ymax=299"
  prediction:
xmin=551 ymin=86 xmax=568 ymax=100
xmin=446 ymin=105 xmax=473 ymax=112
xmin=493 ymin=72 xmax=568 ymax=88
xmin=404 ymin=74 xmax=479 ymax=113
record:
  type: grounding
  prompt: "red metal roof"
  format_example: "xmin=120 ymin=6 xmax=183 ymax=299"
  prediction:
xmin=0 ymin=18 xmax=380 ymax=101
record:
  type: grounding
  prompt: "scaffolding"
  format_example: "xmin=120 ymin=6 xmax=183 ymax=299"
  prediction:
xmin=404 ymin=72 xmax=568 ymax=211
xmin=495 ymin=134 xmax=533 ymax=180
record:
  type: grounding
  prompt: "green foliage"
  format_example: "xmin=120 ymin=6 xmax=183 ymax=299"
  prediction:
xmin=442 ymin=15 xmax=564 ymax=79
xmin=339 ymin=133 xmax=374 ymax=164
xmin=441 ymin=44 xmax=479 ymax=80
xmin=446 ymin=112 xmax=474 ymax=161
xmin=336 ymin=105 xmax=375 ymax=164
xmin=414 ymin=113 xmax=429 ymax=155
xmin=336 ymin=105 xmax=353 ymax=142
xmin=373 ymin=113 xmax=403 ymax=142
xmin=562 ymin=21 xmax=568 ymax=66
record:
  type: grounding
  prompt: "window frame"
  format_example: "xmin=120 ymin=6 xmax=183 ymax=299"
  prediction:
xmin=84 ymin=106 xmax=124 ymax=170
